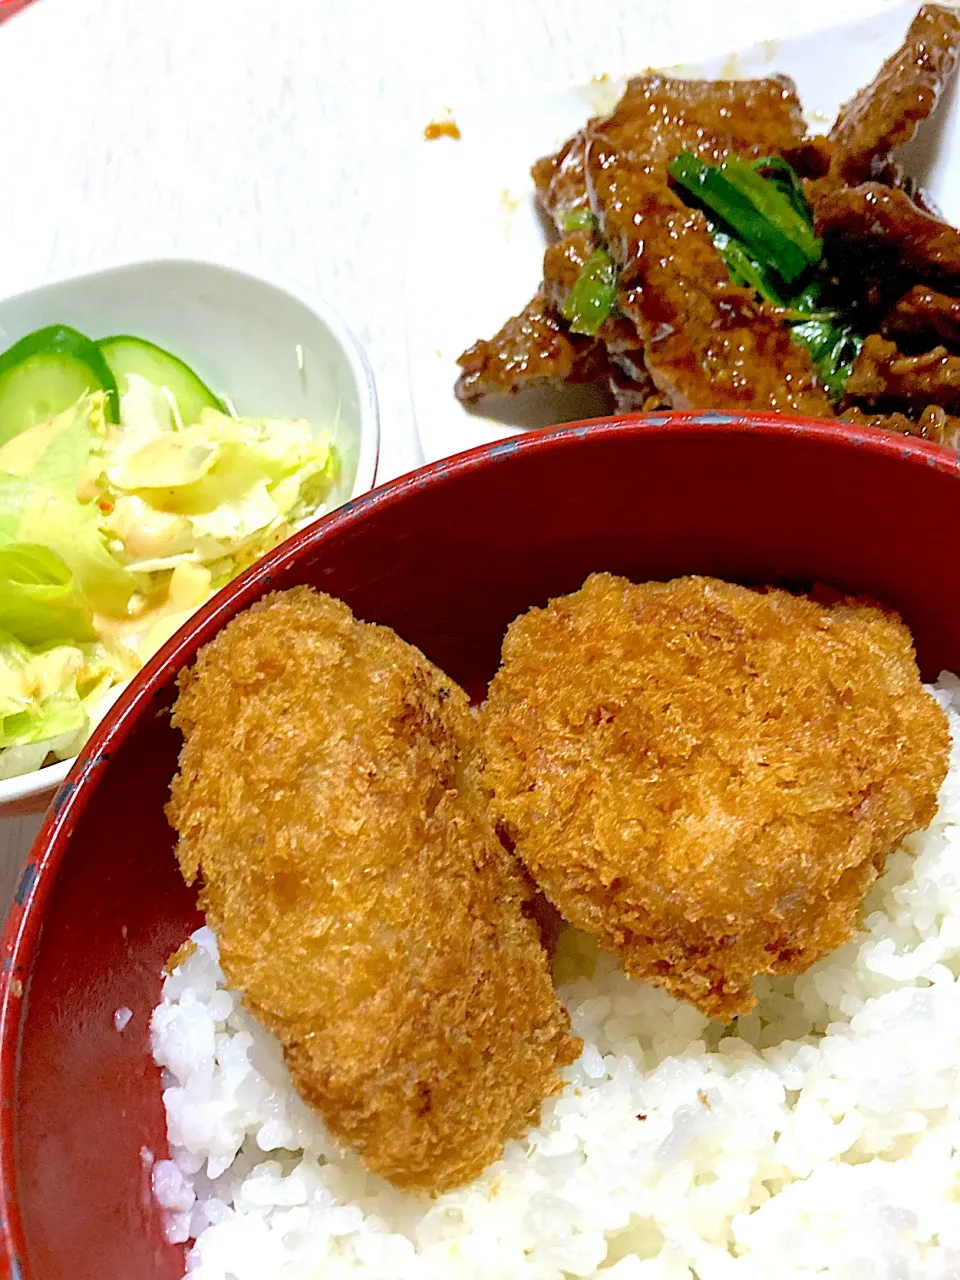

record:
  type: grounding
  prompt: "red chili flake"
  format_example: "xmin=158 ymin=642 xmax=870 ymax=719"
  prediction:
xmin=98 ymin=497 xmax=115 ymax=514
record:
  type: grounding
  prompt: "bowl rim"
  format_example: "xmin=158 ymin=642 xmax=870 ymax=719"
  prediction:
xmin=2 ymin=408 xmax=959 ymax=1277
xmin=0 ymin=255 xmax=381 ymax=810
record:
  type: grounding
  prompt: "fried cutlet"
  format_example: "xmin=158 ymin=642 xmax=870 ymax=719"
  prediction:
xmin=480 ymin=574 xmax=950 ymax=1020
xmin=167 ymin=587 xmax=579 ymax=1193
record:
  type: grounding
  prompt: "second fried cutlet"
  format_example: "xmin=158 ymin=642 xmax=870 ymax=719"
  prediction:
xmin=480 ymin=573 xmax=949 ymax=1020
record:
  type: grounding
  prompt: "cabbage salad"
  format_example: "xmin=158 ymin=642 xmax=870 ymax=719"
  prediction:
xmin=0 ymin=324 xmax=338 ymax=780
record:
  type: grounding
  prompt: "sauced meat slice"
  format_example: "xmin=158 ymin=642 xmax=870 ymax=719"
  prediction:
xmin=533 ymin=73 xmax=807 ymax=223
xmin=460 ymin=75 xmax=816 ymax=412
xmin=815 ymin=183 xmax=960 ymax=284
xmin=533 ymin=138 xmax=605 ymax=327
xmin=830 ymin=5 xmax=960 ymax=184
xmin=840 ymin=406 xmax=919 ymax=434
xmin=587 ymin=142 xmax=831 ymax=414
xmin=845 ymin=333 xmax=960 ymax=413
xmin=576 ymin=75 xmax=829 ymax=414
xmin=912 ymin=402 xmax=960 ymax=446
xmin=456 ymin=206 xmax=649 ymax=406
xmin=882 ymin=285 xmax=960 ymax=349
xmin=455 ymin=292 xmax=613 ymax=403
xmin=587 ymin=74 xmax=807 ymax=177
xmin=460 ymin=124 xmax=607 ymax=406
xmin=456 ymin=225 xmax=649 ymax=405
xmin=534 ymin=75 xmax=808 ymax=376
xmin=535 ymin=144 xmax=640 ymax=383
xmin=533 ymin=132 xmax=590 ymax=229
xmin=841 ymin=403 xmax=960 ymax=448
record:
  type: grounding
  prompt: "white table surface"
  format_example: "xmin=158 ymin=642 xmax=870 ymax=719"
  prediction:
xmin=0 ymin=0 xmax=906 ymax=904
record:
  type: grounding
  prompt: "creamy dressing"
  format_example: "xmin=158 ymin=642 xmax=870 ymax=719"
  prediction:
xmin=1 ymin=373 xmax=337 ymax=776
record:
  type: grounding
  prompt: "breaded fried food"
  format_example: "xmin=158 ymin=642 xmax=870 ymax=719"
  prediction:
xmin=167 ymin=587 xmax=579 ymax=1193
xmin=481 ymin=574 xmax=950 ymax=1020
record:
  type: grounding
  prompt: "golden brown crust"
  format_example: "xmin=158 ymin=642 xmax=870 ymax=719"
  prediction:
xmin=480 ymin=574 xmax=949 ymax=1021
xmin=167 ymin=587 xmax=578 ymax=1192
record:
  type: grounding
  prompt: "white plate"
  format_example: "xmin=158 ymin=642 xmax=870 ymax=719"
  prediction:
xmin=407 ymin=1 xmax=960 ymax=465
xmin=0 ymin=258 xmax=379 ymax=815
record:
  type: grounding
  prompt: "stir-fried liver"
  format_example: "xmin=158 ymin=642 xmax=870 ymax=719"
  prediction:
xmin=829 ymin=5 xmax=960 ymax=184
xmin=815 ymin=184 xmax=960 ymax=283
xmin=882 ymin=285 xmax=960 ymax=348
xmin=454 ymin=6 xmax=960 ymax=438
xmin=846 ymin=334 xmax=960 ymax=413
xmin=532 ymin=133 xmax=590 ymax=229
xmin=455 ymin=293 xmax=613 ymax=403
xmin=588 ymin=153 xmax=829 ymax=413
xmin=582 ymin=77 xmax=830 ymax=414
xmin=842 ymin=402 xmax=960 ymax=447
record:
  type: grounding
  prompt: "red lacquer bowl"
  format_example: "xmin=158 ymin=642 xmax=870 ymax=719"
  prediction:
xmin=4 ymin=412 xmax=960 ymax=1280
xmin=0 ymin=2 xmax=33 ymax=21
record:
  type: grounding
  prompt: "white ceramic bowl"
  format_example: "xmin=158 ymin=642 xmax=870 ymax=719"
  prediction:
xmin=0 ymin=258 xmax=379 ymax=815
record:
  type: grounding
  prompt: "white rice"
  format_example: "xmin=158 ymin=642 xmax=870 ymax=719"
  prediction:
xmin=150 ymin=676 xmax=960 ymax=1280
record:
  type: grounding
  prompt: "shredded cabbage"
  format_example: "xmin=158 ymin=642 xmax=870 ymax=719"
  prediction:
xmin=0 ymin=627 xmax=136 ymax=777
xmin=0 ymin=374 xmax=338 ymax=777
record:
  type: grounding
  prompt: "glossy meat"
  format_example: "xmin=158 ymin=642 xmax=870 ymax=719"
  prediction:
xmin=882 ymin=284 xmax=960 ymax=349
xmin=167 ymin=587 xmax=578 ymax=1192
xmin=532 ymin=131 xmax=590 ymax=229
xmin=911 ymin=401 xmax=960 ymax=445
xmin=841 ymin=402 xmax=960 ymax=447
xmin=589 ymin=155 xmax=831 ymax=413
xmin=535 ymin=144 xmax=655 ymax=397
xmin=455 ymin=135 xmax=610 ymax=406
xmin=457 ymin=24 xmax=960 ymax=422
xmin=830 ymin=5 xmax=960 ymax=184
xmin=815 ymin=183 xmax=960 ymax=283
xmin=581 ymin=75 xmax=829 ymax=412
xmin=481 ymin=573 xmax=949 ymax=1020
xmin=458 ymin=229 xmax=653 ymax=406
xmin=587 ymin=74 xmax=807 ymax=177
xmin=529 ymin=74 xmax=805 ymax=226
xmin=455 ymin=291 xmax=613 ymax=403
xmin=846 ymin=333 xmax=960 ymax=412
xmin=542 ymin=229 xmax=597 ymax=311
xmin=461 ymin=75 xmax=813 ymax=411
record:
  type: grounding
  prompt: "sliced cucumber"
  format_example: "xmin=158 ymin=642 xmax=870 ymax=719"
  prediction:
xmin=0 ymin=324 xmax=119 ymax=447
xmin=97 ymin=335 xmax=223 ymax=426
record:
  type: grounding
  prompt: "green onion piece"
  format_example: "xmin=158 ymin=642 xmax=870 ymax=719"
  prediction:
xmin=784 ymin=279 xmax=829 ymax=319
xmin=749 ymin=156 xmax=813 ymax=224
xmin=560 ymin=247 xmax=618 ymax=336
xmin=710 ymin=230 xmax=790 ymax=305
xmin=790 ymin=318 xmax=864 ymax=401
xmin=562 ymin=208 xmax=598 ymax=231
xmin=668 ymin=152 xmax=821 ymax=283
